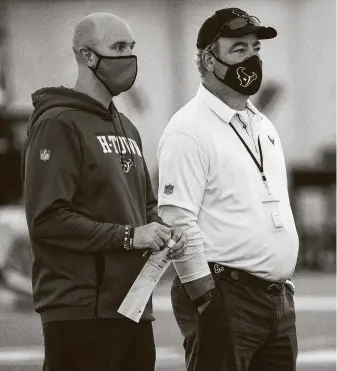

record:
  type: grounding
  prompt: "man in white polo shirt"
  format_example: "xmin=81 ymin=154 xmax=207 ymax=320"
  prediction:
xmin=157 ymin=7 xmax=299 ymax=371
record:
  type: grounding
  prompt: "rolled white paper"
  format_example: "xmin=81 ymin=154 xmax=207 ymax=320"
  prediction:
xmin=118 ymin=239 xmax=176 ymax=322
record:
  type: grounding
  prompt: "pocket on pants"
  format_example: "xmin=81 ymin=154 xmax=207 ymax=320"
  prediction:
xmin=171 ymin=282 xmax=198 ymax=339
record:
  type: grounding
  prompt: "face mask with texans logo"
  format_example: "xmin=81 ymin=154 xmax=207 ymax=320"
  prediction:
xmin=210 ymin=53 xmax=262 ymax=96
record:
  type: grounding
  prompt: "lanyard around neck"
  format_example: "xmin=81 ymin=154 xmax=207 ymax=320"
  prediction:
xmin=229 ymin=122 xmax=267 ymax=183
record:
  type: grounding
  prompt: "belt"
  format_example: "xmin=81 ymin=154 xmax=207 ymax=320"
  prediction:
xmin=209 ymin=263 xmax=285 ymax=293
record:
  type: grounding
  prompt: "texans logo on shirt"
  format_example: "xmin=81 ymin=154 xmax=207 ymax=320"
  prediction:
xmin=213 ymin=264 xmax=225 ymax=274
xmin=236 ymin=67 xmax=257 ymax=87
xmin=121 ymin=158 xmax=134 ymax=173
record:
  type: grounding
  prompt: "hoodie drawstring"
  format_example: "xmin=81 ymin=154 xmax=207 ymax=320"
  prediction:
xmin=108 ymin=103 xmax=136 ymax=170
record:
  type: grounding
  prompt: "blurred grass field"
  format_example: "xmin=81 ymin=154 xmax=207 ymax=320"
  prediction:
xmin=0 ymin=270 xmax=335 ymax=371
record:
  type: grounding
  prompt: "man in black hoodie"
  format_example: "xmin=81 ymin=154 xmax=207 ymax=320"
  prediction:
xmin=22 ymin=12 xmax=186 ymax=371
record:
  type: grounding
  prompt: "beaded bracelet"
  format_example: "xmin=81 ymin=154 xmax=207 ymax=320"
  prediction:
xmin=124 ymin=225 xmax=134 ymax=251
xmin=129 ymin=226 xmax=134 ymax=250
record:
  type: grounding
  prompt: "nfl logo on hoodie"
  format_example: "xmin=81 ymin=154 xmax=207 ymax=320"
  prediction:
xmin=40 ymin=149 xmax=50 ymax=161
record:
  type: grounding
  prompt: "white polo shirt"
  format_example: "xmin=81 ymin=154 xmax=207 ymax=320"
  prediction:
xmin=157 ymin=84 xmax=299 ymax=281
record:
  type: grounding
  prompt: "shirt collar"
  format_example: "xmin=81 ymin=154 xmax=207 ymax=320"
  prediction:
xmin=197 ymin=84 xmax=236 ymax=123
xmin=196 ymin=84 xmax=261 ymax=123
xmin=245 ymin=100 xmax=259 ymax=116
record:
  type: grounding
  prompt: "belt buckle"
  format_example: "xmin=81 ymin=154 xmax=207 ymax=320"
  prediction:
xmin=267 ymin=283 xmax=283 ymax=292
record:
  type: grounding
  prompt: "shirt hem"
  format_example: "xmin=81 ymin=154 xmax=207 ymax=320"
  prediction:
xmin=39 ymin=307 xmax=154 ymax=324
xmin=158 ymin=200 xmax=199 ymax=215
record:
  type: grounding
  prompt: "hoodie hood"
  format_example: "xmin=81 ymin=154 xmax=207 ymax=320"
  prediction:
xmin=29 ymin=86 xmax=112 ymax=133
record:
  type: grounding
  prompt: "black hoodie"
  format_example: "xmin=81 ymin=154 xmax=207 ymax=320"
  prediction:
xmin=22 ymin=86 xmax=164 ymax=323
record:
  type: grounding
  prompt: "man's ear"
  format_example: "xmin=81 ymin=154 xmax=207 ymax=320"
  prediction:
xmin=79 ymin=48 xmax=97 ymax=68
xmin=202 ymin=50 xmax=216 ymax=72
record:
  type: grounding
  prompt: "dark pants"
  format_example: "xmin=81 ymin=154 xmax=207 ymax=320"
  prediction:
xmin=42 ymin=318 xmax=156 ymax=371
xmin=171 ymin=270 xmax=298 ymax=371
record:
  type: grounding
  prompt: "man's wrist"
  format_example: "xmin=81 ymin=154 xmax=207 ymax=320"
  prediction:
xmin=192 ymin=287 xmax=218 ymax=308
xmin=285 ymin=279 xmax=295 ymax=294
xmin=123 ymin=225 xmax=134 ymax=251
xmin=183 ymin=273 xmax=216 ymax=301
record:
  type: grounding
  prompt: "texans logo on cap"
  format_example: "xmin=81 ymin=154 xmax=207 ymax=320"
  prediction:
xmin=232 ymin=9 xmax=249 ymax=18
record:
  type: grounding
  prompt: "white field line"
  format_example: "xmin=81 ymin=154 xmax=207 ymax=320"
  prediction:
xmin=1 ymin=290 xmax=335 ymax=311
xmin=153 ymin=295 xmax=336 ymax=312
xmin=155 ymin=348 xmax=337 ymax=366
xmin=294 ymin=296 xmax=336 ymax=311
xmin=0 ymin=347 xmax=43 ymax=365
xmin=0 ymin=347 xmax=335 ymax=365
xmin=297 ymin=350 xmax=336 ymax=364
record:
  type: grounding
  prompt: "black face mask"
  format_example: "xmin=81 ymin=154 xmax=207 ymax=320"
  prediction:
xmin=88 ymin=49 xmax=137 ymax=96
xmin=210 ymin=53 xmax=262 ymax=96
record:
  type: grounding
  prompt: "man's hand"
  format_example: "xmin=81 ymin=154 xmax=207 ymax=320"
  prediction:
xmin=133 ymin=223 xmax=171 ymax=252
xmin=166 ymin=227 xmax=187 ymax=260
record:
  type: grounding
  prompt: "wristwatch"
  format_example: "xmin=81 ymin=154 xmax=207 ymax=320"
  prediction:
xmin=285 ymin=279 xmax=295 ymax=294
xmin=192 ymin=287 xmax=219 ymax=308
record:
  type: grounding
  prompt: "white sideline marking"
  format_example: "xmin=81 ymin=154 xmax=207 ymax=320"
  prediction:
xmin=297 ymin=350 xmax=336 ymax=364
xmin=2 ymin=293 xmax=335 ymax=312
xmin=156 ymin=346 xmax=181 ymax=361
xmin=295 ymin=296 xmax=336 ymax=311
xmin=0 ymin=347 xmax=335 ymax=365
xmin=0 ymin=347 xmax=43 ymax=365
xmin=153 ymin=295 xmax=336 ymax=312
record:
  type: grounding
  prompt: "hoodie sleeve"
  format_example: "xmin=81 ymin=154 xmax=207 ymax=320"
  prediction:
xmin=23 ymin=118 xmax=125 ymax=253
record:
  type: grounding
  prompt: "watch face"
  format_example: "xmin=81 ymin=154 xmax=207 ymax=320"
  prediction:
xmin=205 ymin=291 xmax=213 ymax=300
xmin=204 ymin=288 xmax=218 ymax=302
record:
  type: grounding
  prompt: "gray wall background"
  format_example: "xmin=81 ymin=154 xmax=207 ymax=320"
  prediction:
xmin=3 ymin=0 xmax=336 ymax=174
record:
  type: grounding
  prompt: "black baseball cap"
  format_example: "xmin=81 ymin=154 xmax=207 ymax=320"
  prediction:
xmin=197 ymin=8 xmax=277 ymax=49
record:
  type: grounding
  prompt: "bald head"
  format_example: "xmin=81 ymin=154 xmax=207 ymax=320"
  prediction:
xmin=72 ymin=12 xmax=135 ymax=63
